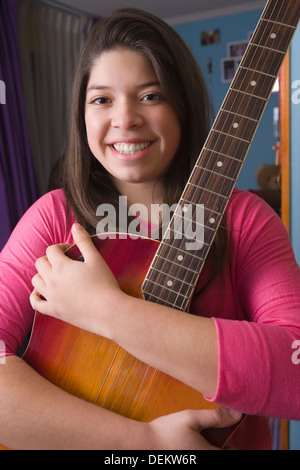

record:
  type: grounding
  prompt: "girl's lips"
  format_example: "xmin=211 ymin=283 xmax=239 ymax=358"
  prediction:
xmin=113 ymin=141 xmax=152 ymax=155
xmin=109 ymin=141 xmax=155 ymax=160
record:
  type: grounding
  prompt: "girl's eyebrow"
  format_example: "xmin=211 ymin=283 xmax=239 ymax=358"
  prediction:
xmin=86 ymin=81 xmax=161 ymax=93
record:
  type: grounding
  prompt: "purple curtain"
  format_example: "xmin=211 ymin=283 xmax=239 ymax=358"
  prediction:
xmin=0 ymin=0 xmax=38 ymax=250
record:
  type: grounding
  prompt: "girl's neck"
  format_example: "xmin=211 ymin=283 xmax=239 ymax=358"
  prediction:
xmin=114 ymin=179 xmax=164 ymax=225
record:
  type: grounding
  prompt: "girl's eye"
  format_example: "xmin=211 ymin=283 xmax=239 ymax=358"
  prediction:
xmin=142 ymin=93 xmax=161 ymax=102
xmin=91 ymin=97 xmax=111 ymax=105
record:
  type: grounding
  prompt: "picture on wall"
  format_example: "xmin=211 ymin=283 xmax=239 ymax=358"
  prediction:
xmin=221 ymin=39 xmax=249 ymax=82
xmin=227 ymin=40 xmax=249 ymax=58
xmin=201 ymin=29 xmax=220 ymax=46
xmin=221 ymin=58 xmax=237 ymax=82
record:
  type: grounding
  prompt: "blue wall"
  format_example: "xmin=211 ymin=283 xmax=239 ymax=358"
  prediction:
xmin=173 ymin=9 xmax=279 ymax=190
xmin=289 ymin=23 xmax=300 ymax=452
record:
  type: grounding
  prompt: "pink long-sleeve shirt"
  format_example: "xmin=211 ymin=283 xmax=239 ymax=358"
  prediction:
xmin=0 ymin=188 xmax=300 ymax=449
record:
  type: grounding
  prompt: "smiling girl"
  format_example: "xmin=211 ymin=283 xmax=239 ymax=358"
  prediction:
xmin=0 ymin=8 xmax=299 ymax=450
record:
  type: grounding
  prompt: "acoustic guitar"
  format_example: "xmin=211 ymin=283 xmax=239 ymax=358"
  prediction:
xmin=3 ymin=0 xmax=300 ymax=450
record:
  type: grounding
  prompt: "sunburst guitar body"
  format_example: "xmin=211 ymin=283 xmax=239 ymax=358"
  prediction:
xmin=22 ymin=234 xmax=238 ymax=449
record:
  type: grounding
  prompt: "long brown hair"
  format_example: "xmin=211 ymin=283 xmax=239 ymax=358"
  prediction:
xmin=62 ymin=8 xmax=228 ymax=282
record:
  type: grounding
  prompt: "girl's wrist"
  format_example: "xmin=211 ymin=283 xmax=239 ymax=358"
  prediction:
xmin=94 ymin=289 xmax=131 ymax=341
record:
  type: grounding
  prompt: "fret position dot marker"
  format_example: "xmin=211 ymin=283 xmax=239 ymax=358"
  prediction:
xmin=217 ymin=161 xmax=223 ymax=167
xmin=250 ymin=80 xmax=257 ymax=86
xmin=167 ymin=280 xmax=173 ymax=287
xmin=178 ymin=255 xmax=183 ymax=262
xmin=233 ymin=122 xmax=239 ymax=129
xmin=270 ymin=33 xmax=277 ymax=39
xmin=209 ymin=218 xmax=215 ymax=224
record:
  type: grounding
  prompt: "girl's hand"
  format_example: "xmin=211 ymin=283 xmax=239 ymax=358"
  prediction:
xmin=148 ymin=407 xmax=242 ymax=450
xmin=30 ymin=223 xmax=124 ymax=336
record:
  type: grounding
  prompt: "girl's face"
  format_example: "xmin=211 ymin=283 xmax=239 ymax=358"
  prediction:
xmin=85 ymin=48 xmax=181 ymax=198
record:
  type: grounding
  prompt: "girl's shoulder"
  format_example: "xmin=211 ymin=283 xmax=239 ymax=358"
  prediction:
xmin=227 ymin=188 xmax=283 ymax=231
xmin=3 ymin=189 xmax=76 ymax=258
xmin=226 ymin=188 xmax=291 ymax=261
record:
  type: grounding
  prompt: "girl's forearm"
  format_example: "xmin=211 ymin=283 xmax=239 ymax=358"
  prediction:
xmin=0 ymin=356 xmax=149 ymax=450
xmin=106 ymin=294 xmax=218 ymax=398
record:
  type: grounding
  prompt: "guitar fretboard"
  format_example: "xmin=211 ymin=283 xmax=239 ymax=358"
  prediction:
xmin=142 ymin=0 xmax=300 ymax=310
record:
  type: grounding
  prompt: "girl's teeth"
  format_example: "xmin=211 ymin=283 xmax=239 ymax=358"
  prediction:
xmin=113 ymin=142 xmax=151 ymax=155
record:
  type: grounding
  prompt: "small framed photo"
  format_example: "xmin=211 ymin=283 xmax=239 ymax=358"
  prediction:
xmin=201 ymin=29 xmax=220 ymax=46
xmin=227 ymin=40 xmax=249 ymax=58
xmin=221 ymin=58 xmax=240 ymax=82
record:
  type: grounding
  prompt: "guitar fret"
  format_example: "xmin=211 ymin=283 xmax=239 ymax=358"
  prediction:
xmin=222 ymin=89 xmax=266 ymax=121
xmin=263 ymin=0 xmax=300 ymax=27
xmin=264 ymin=19 xmax=297 ymax=29
xmin=252 ymin=19 xmax=296 ymax=54
xmin=179 ymin=197 xmax=223 ymax=217
xmin=171 ymin=211 xmax=210 ymax=231
xmin=185 ymin=180 xmax=229 ymax=202
xmin=156 ymin=255 xmax=200 ymax=274
xmin=239 ymin=66 xmax=276 ymax=79
xmin=189 ymin=185 xmax=228 ymax=199
xmin=192 ymin=154 xmax=242 ymax=203
xmin=251 ymin=42 xmax=286 ymax=55
xmin=213 ymin=128 xmax=251 ymax=144
xmin=230 ymin=67 xmax=276 ymax=106
xmin=201 ymin=147 xmax=242 ymax=164
xmin=206 ymin=128 xmax=250 ymax=162
xmin=164 ymin=225 xmax=209 ymax=248
xmin=220 ymin=108 xmax=259 ymax=123
xmin=212 ymin=129 xmax=251 ymax=144
xmin=194 ymin=166 xmax=236 ymax=182
xmin=229 ymin=87 xmax=268 ymax=102
xmin=144 ymin=279 xmax=191 ymax=299
xmin=142 ymin=289 xmax=187 ymax=310
xmin=169 ymin=218 xmax=218 ymax=244
xmin=159 ymin=239 xmax=207 ymax=260
xmin=145 ymin=267 xmax=196 ymax=288
xmin=241 ymin=44 xmax=287 ymax=77
xmin=180 ymin=193 xmax=228 ymax=218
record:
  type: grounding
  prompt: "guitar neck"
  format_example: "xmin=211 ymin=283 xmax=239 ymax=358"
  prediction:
xmin=142 ymin=0 xmax=300 ymax=310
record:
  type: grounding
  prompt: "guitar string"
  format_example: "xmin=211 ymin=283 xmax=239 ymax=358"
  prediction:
xmin=93 ymin=342 xmax=129 ymax=407
xmin=100 ymin=351 xmax=135 ymax=410
xmin=143 ymin=0 xmax=292 ymax=310
xmin=96 ymin=249 xmax=156 ymax=413
xmin=118 ymin=363 xmax=154 ymax=418
xmin=93 ymin=344 xmax=121 ymax=405
xmin=132 ymin=368 xmax=157 ymax=420
xmin=94 ymin=241 xmax=158 ymax=416
xmin=108 ymin=356 xmax=150 ymax=416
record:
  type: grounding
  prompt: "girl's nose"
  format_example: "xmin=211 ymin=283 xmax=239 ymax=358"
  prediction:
xmin=111 ymin=99 xmax=144 ymax=130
